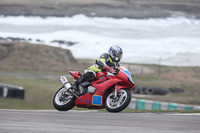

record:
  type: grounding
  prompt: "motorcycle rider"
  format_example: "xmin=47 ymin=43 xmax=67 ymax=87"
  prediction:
xmin=72 ymin=45 xmax=123 ymax=91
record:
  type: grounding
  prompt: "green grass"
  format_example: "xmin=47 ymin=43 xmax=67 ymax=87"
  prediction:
xmin=0 ymin=64 xmax=200 ymax=111
xmin=0 ymin=97 xmax=45 ymax=110
xmin=131 ymin=64 xmax=200 ymax=105
xmin=0 ymin=69 xmax=66 ymax=75
xmin=0 ymin=74 xmax=60 ymax=109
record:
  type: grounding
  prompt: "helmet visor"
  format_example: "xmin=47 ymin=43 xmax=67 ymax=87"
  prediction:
xmin=113 ymin=51 xmax=122 ymax=62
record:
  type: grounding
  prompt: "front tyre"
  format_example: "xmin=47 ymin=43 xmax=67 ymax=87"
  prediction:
xmin=105 ymin=89 xmax=131 ymax=113
xmin=53 ymin=87 xmax=75 ymax=111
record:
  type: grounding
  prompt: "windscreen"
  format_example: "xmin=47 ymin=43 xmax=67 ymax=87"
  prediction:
xmin=120 ymin=66 xmax=134 ymax=84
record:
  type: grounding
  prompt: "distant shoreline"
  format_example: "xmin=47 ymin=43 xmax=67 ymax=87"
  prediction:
xmin=0 ymin=0 xmax=200 ymax=19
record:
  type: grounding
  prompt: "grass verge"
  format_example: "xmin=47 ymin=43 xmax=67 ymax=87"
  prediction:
xmin=0 ymin=63 xmax=200 ymax=111
xmin=0 ymin=74 xmax=59 ymax=110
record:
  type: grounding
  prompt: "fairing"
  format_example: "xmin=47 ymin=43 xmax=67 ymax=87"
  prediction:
xmin=69 ymin=71 xmax=81 ymax=79
xmin=72 ymin=66 xmax=135 ymax=109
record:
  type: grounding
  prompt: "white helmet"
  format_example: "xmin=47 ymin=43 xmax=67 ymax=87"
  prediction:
xmin=108 ymin=45 xmax=123 ymax=62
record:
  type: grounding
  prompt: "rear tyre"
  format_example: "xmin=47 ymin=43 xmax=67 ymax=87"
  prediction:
xmin=105 ymin=89 xmax=131 ymax=113
xmin=53 ymin=87 xmax=75 ymax=111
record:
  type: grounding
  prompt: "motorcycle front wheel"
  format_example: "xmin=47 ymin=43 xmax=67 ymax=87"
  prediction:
xmin=53 ymin=87 xmax=75 ymax=111
xmin=105 ymin=89 xmax=131 ymax=113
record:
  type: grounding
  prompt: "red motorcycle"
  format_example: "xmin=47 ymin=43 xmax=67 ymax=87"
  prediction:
xmin=53 ymin=66 xmax=135 ymax=112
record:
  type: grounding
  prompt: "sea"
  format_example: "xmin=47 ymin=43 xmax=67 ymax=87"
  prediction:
xmin=0 ymin=14 xmax=200 ymax=66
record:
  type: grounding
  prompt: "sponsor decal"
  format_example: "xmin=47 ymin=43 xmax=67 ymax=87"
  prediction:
xmin=78 ymin=98 xmax=92 ymax=104
xmin=62 ymin=77 xmax=65 ymax=81
xmin=92 ymin=95 xmax=102 ymax=106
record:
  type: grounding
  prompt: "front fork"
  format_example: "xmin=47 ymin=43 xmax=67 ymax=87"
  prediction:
xmin=114 ymin=85 xmax=118 ymax=99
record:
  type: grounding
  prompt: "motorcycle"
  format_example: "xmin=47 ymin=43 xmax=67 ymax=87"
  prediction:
xmin=53 ymin=66 xmax=135 ymax=112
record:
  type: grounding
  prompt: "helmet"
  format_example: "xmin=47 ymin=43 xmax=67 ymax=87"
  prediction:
xmin=108 ymin=45 xmax=123 ymax=62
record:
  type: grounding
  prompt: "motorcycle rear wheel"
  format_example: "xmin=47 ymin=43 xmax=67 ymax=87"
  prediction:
xmin=105 ymin=89 xmax=131 ymax=112
xmin=53 ymin=87 xmax=75 ymax=111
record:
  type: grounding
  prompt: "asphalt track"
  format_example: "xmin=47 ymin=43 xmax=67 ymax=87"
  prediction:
xmin=0 ymin=109 xmax=200 ymax=133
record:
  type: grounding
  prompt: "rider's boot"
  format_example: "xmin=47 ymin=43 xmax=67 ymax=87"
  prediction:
xmin=72 ymin=76 xmax=86 ymax=94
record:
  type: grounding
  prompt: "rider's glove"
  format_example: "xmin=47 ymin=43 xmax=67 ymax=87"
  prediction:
xmin=104 ymin=65 xmax=115 ymax=73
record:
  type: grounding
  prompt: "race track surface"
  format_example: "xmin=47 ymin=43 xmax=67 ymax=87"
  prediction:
xmin=0 ymin=109 xmax=200 ymax=133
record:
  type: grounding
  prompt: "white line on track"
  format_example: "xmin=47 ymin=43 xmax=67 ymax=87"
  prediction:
xmin=164 ymin=113 xmax=200 ymax=116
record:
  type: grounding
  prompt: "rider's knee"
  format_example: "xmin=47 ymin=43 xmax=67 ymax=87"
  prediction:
xmin=83 ymin=69 xmax=96 ymax=81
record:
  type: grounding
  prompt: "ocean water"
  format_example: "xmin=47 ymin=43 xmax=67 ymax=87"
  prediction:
xmin=0 ymin=14 xmax=200 ymax=66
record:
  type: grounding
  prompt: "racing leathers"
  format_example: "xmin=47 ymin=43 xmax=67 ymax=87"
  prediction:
xmin=72 ymin=53 xmax=120 ymax=91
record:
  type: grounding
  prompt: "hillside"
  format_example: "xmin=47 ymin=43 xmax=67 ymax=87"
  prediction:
xmin=0 ymin=0 xmax=200 ymax=18
xmin=0 ymin=42 xmax=77 ymax=71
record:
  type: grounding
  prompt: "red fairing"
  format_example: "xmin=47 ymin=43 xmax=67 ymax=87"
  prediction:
xmin=92 ymin=78 xmax=121 ymax=93
xmin=115 ymin=70 xmax=135 ymax=89
xmin=95 ymin=71 xmax=107 ymax=80
xmin=72 ymin=68 xmax=135 ymax=109
xmin=69 ymin=71 xmax=81 ymax=79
